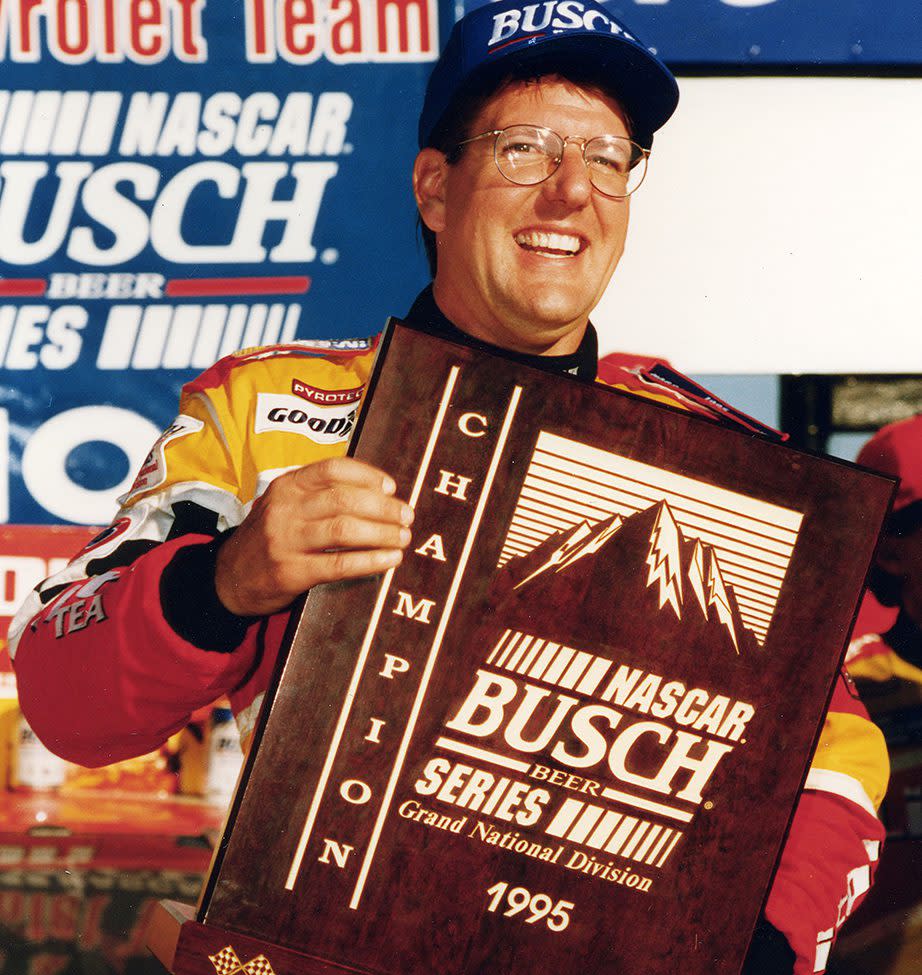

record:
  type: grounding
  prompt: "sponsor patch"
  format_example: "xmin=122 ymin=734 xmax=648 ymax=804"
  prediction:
xmin=254 ymin=393 xmax=356 ymax=444
xmin=44 ymin=592 xmax=109 ymax=639
xmin=291 ymin=379 xmax=364 ymax=406
xmin=79 ymin=517 xmax=133 ymax=555
xmin=120 ymin=415 xmax=205 ymax=504
xmin=304 ymin=337 xmax=373 ymax=351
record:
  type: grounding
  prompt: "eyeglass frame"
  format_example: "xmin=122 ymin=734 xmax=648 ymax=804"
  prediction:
xmin=449 ymin=124 xmax=650 ymax=199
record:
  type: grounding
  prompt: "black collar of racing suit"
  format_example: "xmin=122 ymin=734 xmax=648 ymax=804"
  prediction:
xmin=404 ymin=285 xmax=599 ymax=383
xmin=885 ymin=609 xmax=922 ymax=670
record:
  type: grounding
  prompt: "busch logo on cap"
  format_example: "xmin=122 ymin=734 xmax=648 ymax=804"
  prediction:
xmin=417 ymin=0 xmax=677 ymax=150
xmin=488 ymin=1 xmax=634 ymax=49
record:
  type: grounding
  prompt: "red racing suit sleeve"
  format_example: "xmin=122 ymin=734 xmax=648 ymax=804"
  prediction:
xmin=11 ymin=535 xmax=266 ymax=767
xmin=764 ymin=673 xmax=889 ymax=974
xmin=9 ymin=341 xmax=378 ymax=766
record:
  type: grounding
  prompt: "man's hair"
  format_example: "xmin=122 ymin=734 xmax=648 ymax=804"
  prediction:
xmin=417 ymin=74 xmax=497 ymax=277
xmin=417 ymin=64 xmax=634 ymax=277
xmin=867 ymin=499 xmax=922 ymax=606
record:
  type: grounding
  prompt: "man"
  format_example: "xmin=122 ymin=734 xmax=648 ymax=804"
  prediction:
xmin=847 ymin=415 xmax=922 ymax=836
xmin=9 ymin=1 xmax=887 ymax=972
xmin=848 ymin=414 xmax=922 ymax=687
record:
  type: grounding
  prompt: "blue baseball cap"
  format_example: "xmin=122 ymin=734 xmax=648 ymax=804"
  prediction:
xmin=418 ymin=0 xmax=679 ymax=150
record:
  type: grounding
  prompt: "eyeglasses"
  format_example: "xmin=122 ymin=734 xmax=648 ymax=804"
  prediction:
xmin=453 ymin=124 xmax=649 ymax=199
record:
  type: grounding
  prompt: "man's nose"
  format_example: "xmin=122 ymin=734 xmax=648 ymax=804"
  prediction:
xmin=542 ymin=143 xmax=592 ymax=208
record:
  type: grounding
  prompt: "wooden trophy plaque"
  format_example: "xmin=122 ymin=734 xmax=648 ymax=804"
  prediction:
xmin=148 ymin=321 xmax=894 ymax=975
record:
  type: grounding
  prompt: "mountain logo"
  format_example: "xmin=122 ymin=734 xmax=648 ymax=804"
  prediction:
xmin=497 ymin=432 xmax=804 ymax=650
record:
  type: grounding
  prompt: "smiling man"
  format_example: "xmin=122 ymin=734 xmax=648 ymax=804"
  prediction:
xmin=10 ymin=2 xmax=887 ymax=974
xmin=415 ymin=78 xmax=634 ymax=354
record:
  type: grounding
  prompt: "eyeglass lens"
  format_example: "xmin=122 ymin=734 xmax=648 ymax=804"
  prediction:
xmin=493 ymin=125 xmax=646 ymax=197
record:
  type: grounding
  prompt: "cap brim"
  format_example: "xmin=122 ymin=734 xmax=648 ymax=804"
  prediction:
xmin=498 ymin=36 xmax=679 ymax=147
xmin=420 ymin=29 xmax=678 ymax=149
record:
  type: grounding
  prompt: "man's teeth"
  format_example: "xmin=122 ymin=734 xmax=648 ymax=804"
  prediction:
xmin=515 ymin=231 xmax=581 ymax=255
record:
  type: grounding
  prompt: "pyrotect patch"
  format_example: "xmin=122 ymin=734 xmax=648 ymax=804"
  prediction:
xmin=291 ymin=379 xmax=364 ymax=406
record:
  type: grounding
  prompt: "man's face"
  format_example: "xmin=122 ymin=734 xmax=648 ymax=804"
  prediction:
xmin=415 ymin=77 xmax=632 ymax=355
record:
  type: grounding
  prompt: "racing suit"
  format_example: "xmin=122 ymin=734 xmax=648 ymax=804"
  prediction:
xmin=10 ymin=287 xmax=888 ymax=975
xmin=847 ymin=591 xmax=922 ymax=836
xmin=848 ymin=592 xmax=922 ymax=690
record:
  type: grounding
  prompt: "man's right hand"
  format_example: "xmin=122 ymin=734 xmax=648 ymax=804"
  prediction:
xmin=215 ymin=457 xmax=414 ymax=617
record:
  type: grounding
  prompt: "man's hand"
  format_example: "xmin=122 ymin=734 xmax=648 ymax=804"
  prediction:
xmin=215 ymin=457 xmax=414 ymax=617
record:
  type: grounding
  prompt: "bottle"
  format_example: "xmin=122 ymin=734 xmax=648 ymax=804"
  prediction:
xmin=12 ymin=712 xmax=67 ymax=791
xmin=204 ymin=707 xmax=244 ymax=806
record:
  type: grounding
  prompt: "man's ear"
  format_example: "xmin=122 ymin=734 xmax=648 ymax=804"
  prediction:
xmin=413 ymin=148 xmax=447 ymax=233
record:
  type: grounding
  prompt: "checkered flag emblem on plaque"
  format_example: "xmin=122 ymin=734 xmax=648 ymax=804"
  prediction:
xmin=209 ymin=947 xmax=276 ymax=975
xmin=242 ymin=956 xmax=275 ymax=975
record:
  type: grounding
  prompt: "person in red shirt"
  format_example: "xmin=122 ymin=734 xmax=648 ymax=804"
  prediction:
xmin=849 ymin=413 xmax=922 ymax=684
xmin=847 ymin=415 xmax=922 ymax=840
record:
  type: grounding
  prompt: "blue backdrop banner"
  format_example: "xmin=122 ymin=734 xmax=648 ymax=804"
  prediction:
xmin=1 ymin=0 xmax=438 ymax=526
xmin=509 ymin=0 xmax=922 ymax=66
